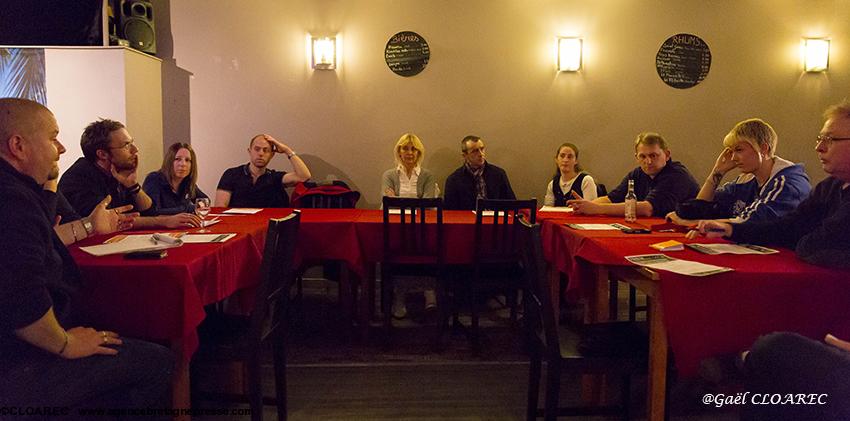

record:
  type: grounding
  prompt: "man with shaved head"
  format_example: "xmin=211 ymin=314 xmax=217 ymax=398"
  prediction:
xmin=0 ymin=98 xmax=173 ymax=411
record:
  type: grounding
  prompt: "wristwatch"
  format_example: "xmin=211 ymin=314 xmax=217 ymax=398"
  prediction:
xmin=81 ymin=217 xmax=94 ymax=235
xmin=287 ymin=151 xmax=296 ymax=159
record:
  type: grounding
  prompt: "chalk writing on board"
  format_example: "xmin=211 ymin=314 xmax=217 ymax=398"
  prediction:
xmin=385 ymin=31 xmax=430 ymax=77
xmin=655 ymin=33 xmax=711 ymax=89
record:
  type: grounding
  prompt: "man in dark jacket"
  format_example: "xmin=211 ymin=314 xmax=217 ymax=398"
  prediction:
xmin=444 ymin=135 xmax=516 ymax=210
xmin=568 ymin=132 xmax=699 ymax=217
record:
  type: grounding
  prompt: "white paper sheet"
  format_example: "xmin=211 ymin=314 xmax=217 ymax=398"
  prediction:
xmin=180 ymin=233 xmax=237 ymax=243
xmin=539 ymin=206 xmax=574 ymax=213
xmin=625 ymin=254 xmax=733 ymax=277
xmin=79 ymin=234 xmax=182 ymax=257
xmin=223 ymin=208 xmax=263 ymax=214
xmin=566 ymin=223 xmax=629 ymax=230
xmin=200 ymin=217 xmax=221 ymax=228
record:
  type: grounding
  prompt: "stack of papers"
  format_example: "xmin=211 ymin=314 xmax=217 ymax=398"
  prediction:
xmin=650 ymin=240 xmax=684 ymax=252
xmin=79 ymin=234 xmax=182 ymax=257
xmin=686 ymin=243 xmax=778 ymax=255
xmin=566 ymin=223 xmax=630 ymax=231
xmin=626 ymin=254 xmax=733 ymax=277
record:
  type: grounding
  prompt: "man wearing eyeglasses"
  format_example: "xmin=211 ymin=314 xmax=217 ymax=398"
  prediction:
xmin=568 ymin=132 xmax=699 ymax=217
xmin=59 ymin=119 xmax=201 ymax=229
xmin=693 ymin=101 xmax=850 ymax=421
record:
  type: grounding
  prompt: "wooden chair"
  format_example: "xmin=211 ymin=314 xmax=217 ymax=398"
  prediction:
xmin=466 ymin=198 xmax=537 ymax=353
xmin=381 ymin=196 xmax=445 ymax=345
xmin=192 ymin=211 xmax=301 ymax=421
xmin=518 ymin=217 xmax=646 ymax=420
xmin=291 ymin=182 xmax=361 ymax=334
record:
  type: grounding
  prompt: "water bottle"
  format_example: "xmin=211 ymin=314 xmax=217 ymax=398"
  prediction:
xmin=625 ymin=179 xmax=637 ymax=222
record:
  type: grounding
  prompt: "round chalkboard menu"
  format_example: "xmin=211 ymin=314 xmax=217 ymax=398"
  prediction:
xmin=655 ymin=33 xmax=711 ymax=89
xmin=385 ymin=31 xmax=430 ymax=77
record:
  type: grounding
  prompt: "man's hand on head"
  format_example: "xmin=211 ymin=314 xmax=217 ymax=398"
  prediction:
xmin=264 ymin=135 xmax=293 ymax=156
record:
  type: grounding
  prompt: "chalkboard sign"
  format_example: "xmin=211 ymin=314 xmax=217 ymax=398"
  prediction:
xmin=385 ymin=31 xmax=430 ymax=77
xmin=655 ymin=33 xmax=711 ymax=89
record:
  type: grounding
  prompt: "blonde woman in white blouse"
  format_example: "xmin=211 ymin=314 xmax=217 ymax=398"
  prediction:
xmin=381 ymin=133 xmax=437 ymax=199
xmin=544 ymin=142 xmax=598 ymax=206
xmin=381 ymin=133 xmax=438 ymax=320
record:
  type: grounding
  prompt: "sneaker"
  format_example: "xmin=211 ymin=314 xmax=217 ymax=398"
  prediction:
xmin=392 ymin=301 xmax=408 ymax=320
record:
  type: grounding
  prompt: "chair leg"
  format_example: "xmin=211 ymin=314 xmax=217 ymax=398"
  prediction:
xmin=273 ymin=344 xmax=288 ymax=421
xmin=620 ymin=374 xmax=631 ymax=421
xmin=470 ymin=278 xmax=480 ymax=355
xmin=526 ymin=350 xmax=543 ymax=421
xmin=508 ymin=288 xmax=519 ymax=323
xmin=543 ymin=359 xmax=561 ymax=421
xmin=246 ymin=357 xmax=263 ymax=421
xmin=608 ymin=279 xmax=619 ymax=320
xmin=382 ymin=270 xmax=394 ymax=343
xmin=628 ymin=285 xmax=637 ymax=322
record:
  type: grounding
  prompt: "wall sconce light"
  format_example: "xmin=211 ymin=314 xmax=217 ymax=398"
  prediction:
xmin=312 ymin=37 xmax=336 ymax=70
xmin=558 ymin=37 xmax=582 ymax=72
xmin=803 ymin=38 xmax=829 ymax=72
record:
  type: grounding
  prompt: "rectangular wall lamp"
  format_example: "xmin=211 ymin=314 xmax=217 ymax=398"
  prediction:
xmin=558 ymin=37 xmax=582 ymax=72
xmin=312 ymin=37 xmax=337 ymax=70
xmin=803 ymin=38 xmax=829 ymax=72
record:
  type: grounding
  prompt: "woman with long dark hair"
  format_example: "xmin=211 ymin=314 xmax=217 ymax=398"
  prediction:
xmin=143 ymin=142 xmax=208 ymax=215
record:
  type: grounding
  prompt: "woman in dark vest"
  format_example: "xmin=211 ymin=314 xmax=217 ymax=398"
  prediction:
xmin=543 ymin=142 xmax=598 ymax=206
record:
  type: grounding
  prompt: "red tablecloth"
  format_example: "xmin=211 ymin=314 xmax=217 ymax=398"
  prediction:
xmin=70 ymin=208 xmax=278 ymax=360
xmin=540 ymin=216 xmax=850 ymax=376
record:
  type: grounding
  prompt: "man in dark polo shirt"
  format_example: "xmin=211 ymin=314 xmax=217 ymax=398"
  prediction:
xmin=0 ymin=98 xmax=173 ymax=411
xmin=568 ymin=132 xmax=699 ymax=217
xmin=444 ymin=135 xmax=516 ymax=210
xmin=215 ymin=133 xmax=312 ymax=208
xmin=59 ymin=119 xmax=201 ymax=229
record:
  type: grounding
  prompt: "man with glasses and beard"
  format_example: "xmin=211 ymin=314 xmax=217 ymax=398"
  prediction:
xmin=568 ymin=132 xmax=699 ymax=217
xmin=59 ymin=119 xmax=201 ymax=229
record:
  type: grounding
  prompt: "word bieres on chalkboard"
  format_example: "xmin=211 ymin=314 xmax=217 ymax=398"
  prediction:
xmin=385 ymin=31 xmax=430 ymax=77
xmin=655 ymin=33 xmax=711 ymax=89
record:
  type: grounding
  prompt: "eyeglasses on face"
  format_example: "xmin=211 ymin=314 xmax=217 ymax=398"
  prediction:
xmin=816 ymin=134 xmax=850 ymax=147
xmin=109 ymin=139 xmax=136 ymax=151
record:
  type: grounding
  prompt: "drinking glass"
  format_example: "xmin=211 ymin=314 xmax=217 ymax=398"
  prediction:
xmin=195 ymin=198 xmax=211 ymax=233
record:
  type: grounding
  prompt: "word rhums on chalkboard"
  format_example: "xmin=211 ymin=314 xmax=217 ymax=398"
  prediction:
xmin=385 ymin=31 xmax=430 ymax=77
xmin=655 ymin=33 xmax=711 ymax=89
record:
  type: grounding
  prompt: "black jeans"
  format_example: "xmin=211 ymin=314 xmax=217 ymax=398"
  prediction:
xmin=0 ymin=338 xmax=174 ymax=419
xmin=742 ymin=332 xmax=850 ymax=421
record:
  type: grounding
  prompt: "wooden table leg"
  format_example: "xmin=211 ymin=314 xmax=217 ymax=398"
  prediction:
xmin=647 ymin=292 xmax=668 ymax=421
xmin=581 ymin=265 xmax=611 ymax=405
xmin=170 ymin=340 xmax=191 ymax=421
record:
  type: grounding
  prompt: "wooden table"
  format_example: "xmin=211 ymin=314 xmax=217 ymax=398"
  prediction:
xmin=539 ymin=215 xmax=850 ymax=421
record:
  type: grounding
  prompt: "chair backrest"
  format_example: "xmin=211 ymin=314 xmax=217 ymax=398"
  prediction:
xmin=518 ymin=217 xmax=561 ymax=356
xmin=291 ymin=181 xmax=361 ymax=209
xmin=474 ymin=198 xmax=537 ymax=262
xmin=596 ymin=183 xmax=607 ymax=198
xmin=382 ymin=196 xmax=444 ymax=264
xmin=248 ymin=210 xmax=301 ymax=346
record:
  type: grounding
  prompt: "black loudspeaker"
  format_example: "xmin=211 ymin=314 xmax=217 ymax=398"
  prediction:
xmin=117 ymin=0 xmax=156 ymax=54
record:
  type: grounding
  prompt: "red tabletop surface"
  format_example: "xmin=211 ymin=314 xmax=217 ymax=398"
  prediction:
xmin=539 ymin=215 xmax=850 ymax=376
